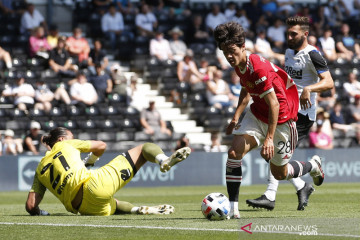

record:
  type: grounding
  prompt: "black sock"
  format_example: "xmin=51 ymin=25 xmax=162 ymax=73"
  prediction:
xmin=288 ymin=161 xmax=313 ymax=178
xmin=226 ymin=159 xmax=242 ymax=202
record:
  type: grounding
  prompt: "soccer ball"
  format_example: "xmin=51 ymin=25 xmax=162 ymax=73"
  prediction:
xmin=201 ymin=193 xmax=230 ymax=220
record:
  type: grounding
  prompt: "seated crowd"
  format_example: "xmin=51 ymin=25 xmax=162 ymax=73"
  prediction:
xmin=1 ymin=0 xmax=360 ymax=153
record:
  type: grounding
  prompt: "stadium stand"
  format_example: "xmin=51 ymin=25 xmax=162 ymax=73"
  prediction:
xmin=0 ymin=0 xmax=360 ymax=154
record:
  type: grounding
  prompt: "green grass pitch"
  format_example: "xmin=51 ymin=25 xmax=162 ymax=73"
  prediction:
xmin=0 ymin=183 xmax=359 ymax=240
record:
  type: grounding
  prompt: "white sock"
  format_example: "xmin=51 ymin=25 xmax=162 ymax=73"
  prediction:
xmin=130 ymin=207 xmax=140 ymax=214
xmin=264 ymin=166 xmax=278 ymax=201
xmin=155 ymin=153 xmax=168 ymax=165
xmin=230 ymin=201 xmax=238 ymax=212
xmin=289 ymin=177 xmax=306 ymax=191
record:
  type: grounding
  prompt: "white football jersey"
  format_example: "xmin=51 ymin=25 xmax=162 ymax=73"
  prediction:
xmin=285 ymin=45 xmax=329 ymax=120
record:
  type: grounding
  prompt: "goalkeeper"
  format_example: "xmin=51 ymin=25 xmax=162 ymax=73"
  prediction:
xmin=25 ymin=127 xmax=191 ymax=216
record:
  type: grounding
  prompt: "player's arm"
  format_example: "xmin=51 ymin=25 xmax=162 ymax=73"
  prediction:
xmin=261 ymin=90 xmax=279 ymax=161
xmin=301 ymin=71 xmax=334 ymax=109
xmin=25 ymin=173 xmax=49 ymax=216
xmin=301 ymin=51 xmax=334 ymax=110
xmin=81 ymin=140 xmax=107 ymax=167
xmin=226 ymin=87 xmax=250 ymax=135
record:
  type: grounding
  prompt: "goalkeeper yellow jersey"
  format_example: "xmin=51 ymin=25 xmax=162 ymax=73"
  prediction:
xmin=30 ymin=139 xmax=92 ymax=213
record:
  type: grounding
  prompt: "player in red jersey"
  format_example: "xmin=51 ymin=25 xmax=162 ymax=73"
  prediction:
xmin=213 ymin=22 xmax=324 ymax=219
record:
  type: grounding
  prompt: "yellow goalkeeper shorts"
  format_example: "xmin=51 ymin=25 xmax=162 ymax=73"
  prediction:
xmin=78 ymin=152 xmax=136 ymax=216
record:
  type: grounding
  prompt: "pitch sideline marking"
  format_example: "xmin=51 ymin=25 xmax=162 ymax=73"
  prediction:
xmin=0 ymin=222 xmax=359 ymax=238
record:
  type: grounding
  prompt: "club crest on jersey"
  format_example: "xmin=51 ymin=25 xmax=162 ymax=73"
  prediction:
xmin=246 ymin=81 xmax=255 ymax=89
xmin=255 ymin=76 xmax=267 ymax=85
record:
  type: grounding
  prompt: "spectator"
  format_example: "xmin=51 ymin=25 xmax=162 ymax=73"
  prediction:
xmin=49 ymin=36 xmax=78 ymax=77
xmin=34 ymin=80 xmax=71 ymax=112
xmin=135 ymin=4 xmax=158 ymax=38
xmin=22 ymin=121 xmax=42 ymax=155
xmin=149 ymin=31 xmax=173 ymax=62
xmin=296 ymin=5 xmax=313 ymax=25
xmin=4 ymin=0 xmax=27 ymax=15
xmin=319 ymin=27 xmax=338 ymax=62
xmin=70 ymin=71 xmax=98 ymax=108
xmin=254 ymin=28 xmax=284 ymax=65
xmin=276 ymin=0 xmax=296 ymax=17
xmin=34 ymin=80 xmax=54 ymax=113
xmin=224 ymin=1 xmax=237 ymax=21
xmin=89 ymin=63 xmax=113 ymax=102
xmin=204 ymin=132 xmax=227 ymax=152
xmin=177 ymin=49 xmax=203 ymax=85
xmin=0 ymin=0 xmax=14 ymax=14
xmin=323 ymin=0 xmax=344 ymax=28
xmin=216 ymin=48 xmax=231 ymax=71
xmin=308 ymin=35 xmax=320 ymax=51
xmin=163 ymin=0 xmax=191 ymax=19
xmin=93 ymin=0 xmax=112 ymax=15
xmin=20 ymin=3 xmax=47 ymax=36
xmin=205 ymin=4 xmax=227 ymax=33
xmin=66 ymin=27 xmax=90 ymax=68
xmin=347 ymin=95 xmax=360 ymax=144
xmin=261 ymin=0 xmax=278 ymax=18
xmin=186 ymin=15 xmax=210 ymax=45
xmin=338 ymin=0 xmax=360 ymax=20
xmin=88 ymin=39 xmax=109 ymax=74
xmin=2 ymin=76 xmax=35 ymax=111
xmin=228 ymin=70 xmax=242 ymax=106
xmin=0 ymin=46 xmax=12 ymax=69
xmin=101 ymin=4 xmax=125 ymax=50
xmin=168 ymin=27 xmax=187 ymax=62
xmin=47 ymin=24 xmax=59 ymax=49
xmin=266 ymin=18 xmax=286 ymax=53
xmin=206 ymin=69 xmax=232 ymax=109
xmin=309 ymin=119 xmax=333 ymax=150
xmin=140 ymin=100 xmax=172 ymax=137
xmin=174 ymin=134 xmax=191 ymax=151
xmin=29 ymin=26 xmax=51 ymax=59
xmin=316 ymin=107 xmax=333 ymax=139
xmin=317 ymin=87 xmax=336 ymax=112
xmin=330 ymin=101 xmax=354 ymax=133
xmin=111 ymin=63 xmax=127 ymax=97
xmin=343 ymin=72 xmax=360 ymax=103
xmin=231 ymin=7 xmax=252 ymax=37
xmin=115 ymin=0 xmax=138 ymax=16
xmin=335 ymin=23 xmax=360 ymax=61
xmin=2 ymin=129 xmax=23 ymax=155
xmin=242 ymin=0 xmax=262 ymax=33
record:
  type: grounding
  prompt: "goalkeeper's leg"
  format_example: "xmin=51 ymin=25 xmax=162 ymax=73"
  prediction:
xmin=128 ymin=143 xmax=191 ymax=172
xmin=115 ymin=200 xmax=174 ymax=215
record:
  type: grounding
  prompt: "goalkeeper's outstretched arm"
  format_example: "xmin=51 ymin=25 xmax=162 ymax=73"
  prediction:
xmin=25 ymin=192 xmax=49 ymax=216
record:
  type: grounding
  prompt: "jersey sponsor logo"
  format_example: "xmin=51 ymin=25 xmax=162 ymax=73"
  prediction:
xmin=255 ymin=76 xmax=267 ymax=85
xmin=285 ymin=66 xmax=302 ymax=79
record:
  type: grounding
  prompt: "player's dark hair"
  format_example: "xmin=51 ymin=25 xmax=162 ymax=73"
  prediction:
xmin=42 ymin=127 xmax=69 ymax=148
xmin=286 ymin=16 xmax=309 ymax=32
xmin=213 ymin=21 xmax=245 ymax=50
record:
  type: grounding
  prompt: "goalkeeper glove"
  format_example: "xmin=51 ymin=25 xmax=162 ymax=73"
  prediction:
xmin=82 ymin=152 xmax=100 ymax=167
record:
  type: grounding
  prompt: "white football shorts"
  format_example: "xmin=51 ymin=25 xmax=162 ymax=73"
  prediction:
xmin=233 ymin=110 xmax=298 ymax=166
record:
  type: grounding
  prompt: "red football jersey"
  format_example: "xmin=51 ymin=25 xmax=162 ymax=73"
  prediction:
xmin=235 ymin=54 xmax=299 ymax=124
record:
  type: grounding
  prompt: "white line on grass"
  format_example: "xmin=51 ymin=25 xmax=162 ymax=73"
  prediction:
xmin=0 ymin=222 xmax=359 ymax=238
